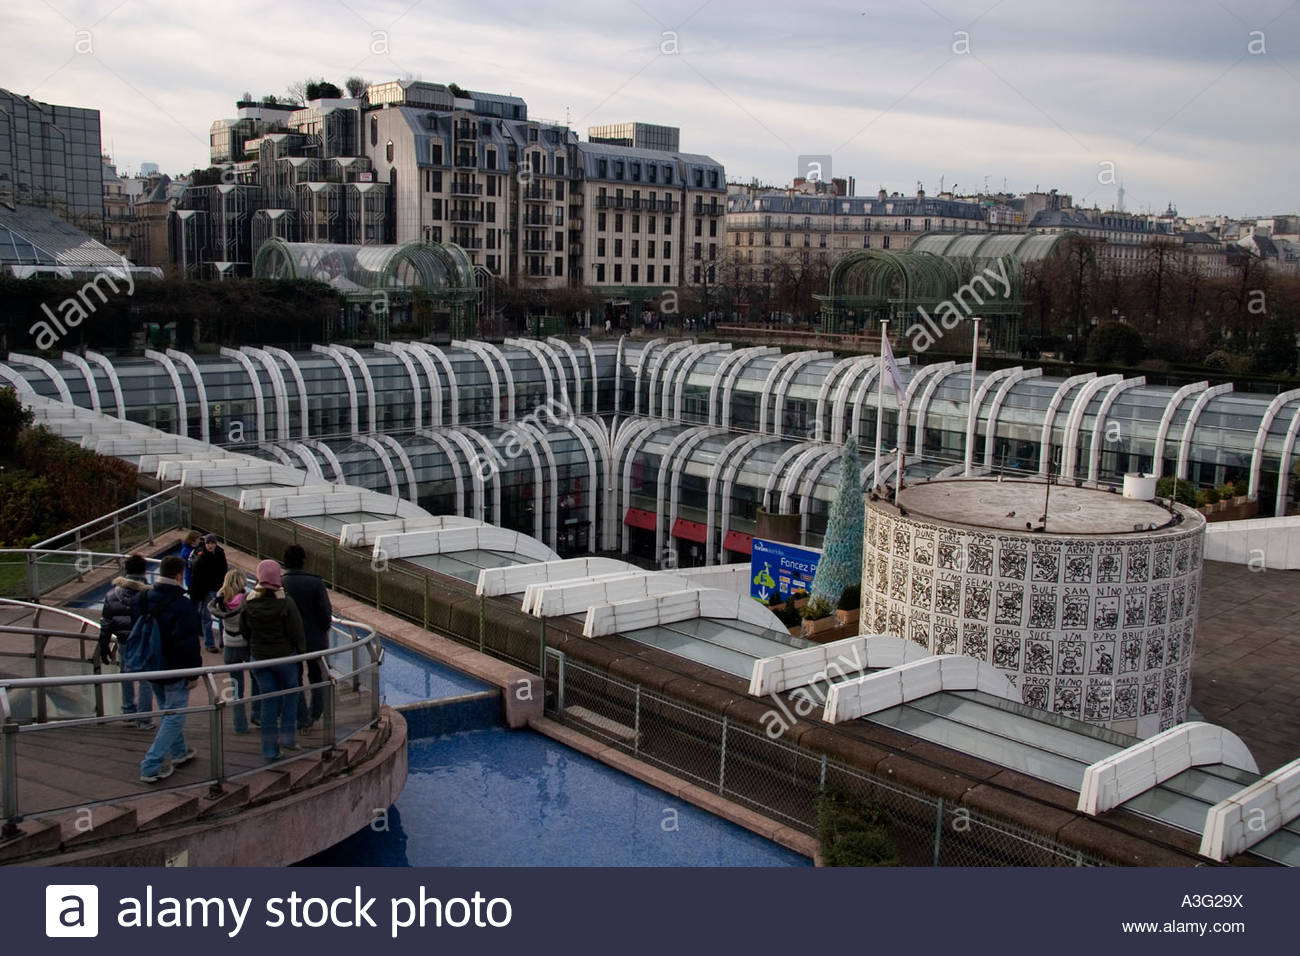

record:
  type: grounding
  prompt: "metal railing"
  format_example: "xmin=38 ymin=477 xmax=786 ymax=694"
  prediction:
xmin=0 ymin=613 xmax=383 ymax=834
xmin=543 ymin=649 xmax=1109 ymax=867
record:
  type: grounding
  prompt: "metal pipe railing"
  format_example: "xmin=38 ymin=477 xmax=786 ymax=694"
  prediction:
xmin=31 ymin=487 xmax=179 ymax=551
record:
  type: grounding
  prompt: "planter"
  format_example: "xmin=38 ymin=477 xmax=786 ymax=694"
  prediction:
xmin=787 ymin=625 xmax=803 ymax=638
xmin=836 ymin=608 xmax=859 ymax=627
xmin=791 ymin=596 xmax=809 ymax=610
xmin=802 ymin=615 xmax=837 ymax=637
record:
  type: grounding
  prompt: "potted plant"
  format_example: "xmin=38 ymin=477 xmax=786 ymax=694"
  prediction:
xmin=801 ymin=596 xmax=837 ymax=637
xmin=836 ymin=585 xmax=861 ymax=627
xmin=766 ymin=591 xmax=786 ymax=612
xmin=790 ymin=588 xmax=809 ymax=610
xmin=776 ymin=604 xmax=803 ymax=636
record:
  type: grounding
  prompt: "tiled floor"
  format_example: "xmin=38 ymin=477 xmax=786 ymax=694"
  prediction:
xmin=1194 ymin=560 xmax=1300 ymax=773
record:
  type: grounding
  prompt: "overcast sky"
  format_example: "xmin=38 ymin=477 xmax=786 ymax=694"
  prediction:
xmin=4 ymin=0 xmax=1298 ymax=216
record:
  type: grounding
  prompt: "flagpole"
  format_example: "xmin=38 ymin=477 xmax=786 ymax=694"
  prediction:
xmin=875 ymin=319 xmax=887 ymax=490
xmin=964 ymin=315 xmax=981 ymax=477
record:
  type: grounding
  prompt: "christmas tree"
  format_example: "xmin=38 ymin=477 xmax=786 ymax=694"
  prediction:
xmin=809 ymin=437 xmax=864 ymax=608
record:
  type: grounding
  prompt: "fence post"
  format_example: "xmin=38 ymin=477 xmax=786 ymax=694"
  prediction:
xmin=34 ymin=635 xmax=48 ymax=723
xmin=932 ymin=797 xmax=945 ymax=867
xmin=556 ymin=653 xmax=566 ymax=714
xmin=206 ymin=674 xmax=225 ymax=798
xmin=223 ymin=500 xmax=229 ymax=542
xmin=819 ymin=753 xmax=827 ymax=791
xmin=147 ymin=500 xmax=154 ymax=543
xmin=375 ymin=570 xmax=383 ymax=613
xmin=423 ymin=576 xmax=430 ymax=630
xmin=113 ymin=514 xmax=121 ymax=556
xmin=1 ymin=710 xmax=19 ymax=837
xmin=718 ymin=715 xmax=728 ymax=795
xmin=331 ymin=542 xmax=338 ymax=590
xmin=255 ymin=515 xmax=261 ymax=558
xmin=537 ymin=618 xmax=546 ymax=672
xmin=633 ymin=685 xmax=641 ymax=756
xmin=478 ymin=595 xmax=486 ymax=654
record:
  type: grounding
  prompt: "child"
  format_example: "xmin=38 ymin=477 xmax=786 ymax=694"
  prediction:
xmin=209 ymin=570 xmax=251 ymax=734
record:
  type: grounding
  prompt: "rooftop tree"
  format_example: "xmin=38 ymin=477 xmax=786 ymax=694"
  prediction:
xmin=809 ymin=436 xmax=864 ymax=609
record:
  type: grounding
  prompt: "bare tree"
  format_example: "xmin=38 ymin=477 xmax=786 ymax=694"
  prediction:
xmin=285 ymin=80 xmax=307 ymax=105
xmin=345 ymin=76 xmax=370 ymax=99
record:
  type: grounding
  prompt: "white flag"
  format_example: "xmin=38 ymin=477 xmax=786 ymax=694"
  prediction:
xmin=880 ymin=331 xmax=905 ymax=399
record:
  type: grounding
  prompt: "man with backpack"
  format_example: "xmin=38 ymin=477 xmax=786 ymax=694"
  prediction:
xmin=100 ymin=553 xmax=154 ymax=728
xmin=137 ymin=555 xmax=204 ymax=784
xmin=190 ymin=534 xmax=229 ymax=652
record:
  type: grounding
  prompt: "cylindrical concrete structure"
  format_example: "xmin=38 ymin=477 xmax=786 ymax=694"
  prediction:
xmin=862 ymin=479 xmax=1205 ymax=738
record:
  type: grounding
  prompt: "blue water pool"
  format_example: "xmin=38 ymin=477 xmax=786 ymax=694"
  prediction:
xmin=379 ymin=641 xmax=491 ymax=705
xmin=308 ymin=725 xmax=811 ymax=867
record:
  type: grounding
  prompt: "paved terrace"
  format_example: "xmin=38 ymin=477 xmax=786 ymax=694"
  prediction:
xmin=1193 ymin=560 xmax=1300 ymax=774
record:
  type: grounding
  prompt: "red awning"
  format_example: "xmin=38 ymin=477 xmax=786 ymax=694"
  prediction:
xmin=623 ymin=507 xmax=658 ymax=531
xmin=723 ymin=530 xmax=754 ymax=555
xmin=671 ymin=518 xmax=708 ymax=543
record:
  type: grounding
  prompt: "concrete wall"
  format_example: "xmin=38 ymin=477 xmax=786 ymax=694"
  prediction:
xmin=1204 ymin=515 xmax=1300 ymax=570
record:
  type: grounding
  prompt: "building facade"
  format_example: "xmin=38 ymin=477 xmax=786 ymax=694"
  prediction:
xmin=588 ymin=122 xmax=680 ymax=152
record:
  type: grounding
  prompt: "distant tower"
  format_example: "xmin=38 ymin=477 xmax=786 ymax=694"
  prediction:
xmin=1116 ymin=181 xmax=1125 ymax=213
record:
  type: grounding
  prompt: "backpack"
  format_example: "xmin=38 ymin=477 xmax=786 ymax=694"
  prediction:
xmin=128 ymin=590 xmax=182 ymax=675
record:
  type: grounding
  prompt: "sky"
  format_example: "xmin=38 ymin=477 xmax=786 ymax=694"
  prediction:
xmin=3 ymin=0 xmax=1298 ymax=218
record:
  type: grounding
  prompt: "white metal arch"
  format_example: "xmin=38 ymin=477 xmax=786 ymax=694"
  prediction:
xmin=706 ymin=346 xmax=757 ymax=426
xmin=7 ymin=353 xmax=73 ymax=403
xmin=0 ymin=363 xmax=37 ymax=396
xmin=896 ymin=361 xmax=953 ymax=453
xmin=773 ymin=351 xmax=833 ymax=438
xmin=515 ymin=419 xmax=558 ymax=550
xmin=792 ymin=446 xmax=842 ymax=544
xmin=413 ymin=343 xmax=457 ymax=425
xmin=668 ymin=342 xmax=726 ymax=421
xmin=1275 ymin=409 xmax=1300 ymax=518
xmin=534 ymin=338 xmax=571 ymax=411
xmin=372 ymin=434 xmax=417 ymax=501
xmin=983 ymin=367 xmax=1044 ymax=468
xmin=240 ymin=347 xmax=289 ymax=441
xmin=373 ymin=342 xmax=423 ymax=430
xmin=262 ymin=346 xmax=310 ymax=437
xmin=289 ymin=443 xmax=327 ymax=481
xmin=716 ymin=347 xmax=779 ymax=427
xmin=610 ymin=417 xmax=660 ymax=535
xmin=481 ymin=340 xmax=520 ymax=420
xmin=306 ymin=439 xmax=346 ymax=482
xmin=507 ymin=338 xmax=555 ymax=413
xmin=662 ymin=426 xmax=727 ymax=560
xmin=1176 ymin=383 xmax=1233 ymax=481
xmin=633 ymin=337 xmax=666 ymax=415
xmin=309 ymin=345 xmax=359 ymax=436
xmin=259 ymin=443 xmax=298 ymax=468
xmin=620 ymin=421 xmax=677 ymax=554
xmin=547 ymin=337 xmax=582 ymax=414
xmin=560 ymin=418 xmax=600 ymax=546
xmin=706 ymin=433 xmax=765 ymax=565
xmin=780 ymin=443 xmax=836 ymax=513
xmin=574 ymin=416 xmax=616 ymax=548
xmin=452 ymin=341 xmax=504 ymax=424
xmin=455 ymin=426 xmax=502 ymax=524
xmin=614 ymin=334 xmax=628 ymax=417
xmin=762 ymin=441 xmax=814 ymax=512
xmin=1036 ymin=372 xmax=1096 ymax=474
xmin=504 ymin=421 xmax=546 ymax=544
xmin=914 ymin=361 xmax=971 ymax=457
xmin=1059 ymin=374 xmax=1123 ymax=480
xmin=59 ymin=351 xmax=101 ymax=412
xmin=844 ymin=361 xmax=884 ymax=445
xmin=334 ymin=344 xmax=378 ymax=432
xmin=757 ymin=351 xmax=810 ymax=434
xmin=144 ymin=348 xmax=190 ymax=437
xmin=81 ymin=350 xmax=125 ymax=417
xmin=1248 ymin=388 xmax=1300 ymax=497
xmin=648 ymin=339 xmax=694 ymax=417
xmin=417 ymin=428 xmax=468 ymax=515
xmin=964 ymin=365 xmax=1019 ymax=475
xmin=1086 ymin=376 xmax=1147 ymax=484
xmin=165 ymin=348 xmax=211 ymax=443
xmin=354 ymin=434 xmax=400 ymax=497
xmin=661 ymin=342 xmax=716 ymax=419
xmin=578 ymin=336 xmax=599 ymax=414
xmin=719 ymin=435 xmax=786 ymax=564
xmin=1152 ymin=381 xmax=1209 ymax=478
xmin=394 ymin=342 xmax=443 ymax=426
xmin=820 ymin=355 xmax=872 ymax=444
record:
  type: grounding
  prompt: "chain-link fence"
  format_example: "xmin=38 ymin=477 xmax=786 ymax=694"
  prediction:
xmin=545 ymin=649 xmax=1109 ymax=867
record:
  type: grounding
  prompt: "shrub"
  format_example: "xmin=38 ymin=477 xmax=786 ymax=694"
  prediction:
xmin=789 ymin=588 xmax=808 ymax=603
xmin=837 ymin=585 xmax=861 ymax=611
xmin=1155 ymin=476 xmax=1196 ymax=507
xmin=776 ymin=605 xmax=803 ymax=629
xmin=1216 ymin=483 xmax=1238 ymax=501
xmin=801 ymin=596 xmax=834 ymax=621
xmin=817 ymin=786 xmax=899 ymax=867
xmin=766 ymin=592 xmax=784 ymax=607
xmin=1234 ymin=479 xmax=1249 ymax=497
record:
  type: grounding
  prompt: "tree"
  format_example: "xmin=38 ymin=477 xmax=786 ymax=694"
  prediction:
xmin=1085 ymin=320 xmax=1145 ymax=365
xmin=305 ymin=79 xmax=343 ymax=100
xmin=447 ymin=82 xmax=468 ymax=98
xmin=285 ymin=80 xmax=307 ymax=105
xmin=0 ymin=386 xmax=34 ymax=455
xmin=345 ymin=76 xmax=369 ymax=99
xmin=809 ymin=437 xmax=864 ymax=608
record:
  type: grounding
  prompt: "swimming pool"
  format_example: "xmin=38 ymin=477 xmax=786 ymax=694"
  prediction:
xmin=307 ymin=724 xmax=811 ymax=867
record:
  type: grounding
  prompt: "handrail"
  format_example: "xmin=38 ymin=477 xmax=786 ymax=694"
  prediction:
xmin=0 ymin=599 xmax=101 ymax=631
xmin=0 ymin=549 xmax=165 ymax=562
xmin=32 ymin=487 xmax=179 ymax=550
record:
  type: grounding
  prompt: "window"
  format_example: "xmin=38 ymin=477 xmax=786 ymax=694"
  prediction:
xmin=632 ymin=215 xmax=640 ymax=232
xmin=370 ymin=117 xmax=378 ymax=146
xmin=663 ymin=165 xmax=673 ymax=183
xmin=631 ymin=240 xmax=639 ymax=257
xmin=430 ymin=143 xmax=442 ymax=164
xmin=693 ymin=266 xmax=701 ymax=282
xmin=664 ymin=217 xmax=671 ymax=235
xmin=783 ymin=233 xmax=791 ymax=246
xmin=555 ymin=257 xmax=563 ymax=277
xmin=486 ymin=147 xmax=496 ymax=169
xmin=556 ymin=181 xmax=564 ymax=200
xmin=432 ymin=171 xmax=442 ymax=190
xmin=708 ymin=244 xmax=716 ymax=261
xmin=648 ymin=165 xmax=657 ymax=183
xmin=694 ymin=219 xmax=702 ymax=236
xmin=904 ymin=218 xmax=912 ymax=231
xmin=486 ymin=175 xmax=496 ymax=196
xmin=597 ymin=238 xmax=606 ymax=256
xmin=598 ymin=159 xmax=607 ymax=177
xmin=648 ymin=216 xmax=656 ymax=234
xmin=556 ymin=156 xmax=564 ymax=175
xmin=615 ymin=214 xmax=623 ymax=231
xmin=431 ymin=198 xmax=442 ymax=219
xmin=598 ymin=213 xmax=607 ymax=231
xmin=615 ymin=161 xmax=624 ymax=178
xmin=693 ymin=242 xmax=701 ymax=260
xmin=709 ymin=220 xmax=717 ymax=237
xmin=614 ymin=239 xmax=623 ymax=257
xmin=555 ymin=231 xmax=563 ymax=248
xmin=663 ymin=241 xmax=671 ymax=258
xmin=663 ymin=266 xmax=670 ymax=282
xmin=631 ymin=264 xmax=639 ymax=282
xmin=596 ymin=263 xmax=606 ymax=282
xmin=631 ymin=163 xmax=641 ymax=181
xmin=614 ymin=264 xmax=622 ymax=282
xmin=694 ymin=170 xmax=703 ymax=187
xmin=386 ymin=140 xmax=394 ymax=163
xmin=882 ymin=235 xmax=891 ymax=249
xmin=647 ymin=265 xmax=655 ymax=283
xmin=529 ymin=128 xmax=538 ymax=142
xmin=646 ymin=241 xmax=654 ymax=258
xmin=710 ymin=171 xmax=718 ymax=188
xmin=923 ymin=218 xmax=931 ymax=231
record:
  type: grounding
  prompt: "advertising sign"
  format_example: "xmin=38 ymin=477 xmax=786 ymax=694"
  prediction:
xmin=750 ymin=538 xmax=822 ymax=602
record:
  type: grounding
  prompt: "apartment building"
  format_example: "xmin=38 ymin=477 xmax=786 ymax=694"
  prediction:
xmin=102 ymin=156 xmax=132 ymax=257
xmin=588 ymin=122 xmax=680 ymax=152
xmin=724 ymin=186 xmax=989 ymax=287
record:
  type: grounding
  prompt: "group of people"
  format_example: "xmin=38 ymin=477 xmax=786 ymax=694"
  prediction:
xmin=99 ymin=535 xmax=335 ymax=782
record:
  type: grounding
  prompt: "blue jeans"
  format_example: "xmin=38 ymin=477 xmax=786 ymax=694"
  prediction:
xmin=140 ymin=680 xmax=191 ymax=776
xmin=251 ymin=659 xmax=299 ymax=761
xmin=223 ymin=645 xmax=250 ymax=733
xmin=120 ymin=635 xmax=155 ymax=721
xmin=199 ymin=593 xmax=219 ymax=648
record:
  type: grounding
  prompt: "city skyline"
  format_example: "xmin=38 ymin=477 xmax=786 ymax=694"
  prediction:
xmin=3 ymin=0 xmax=1298 ymax=217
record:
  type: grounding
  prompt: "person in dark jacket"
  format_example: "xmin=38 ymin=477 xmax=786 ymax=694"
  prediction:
xmin=139 ymin=555 xmax=203 ymax=783
xmin=190 ymin=533 xmax=229 ymax=652
xmin=240 ymin=560 xmax=307 ymax=762
xmin=282 ymin=544 xmax=332 ymax=732
xmin=100 ymin=554 xmax=154 ymax=726
xmin=179 ymin=530 xmax=201 ymax=592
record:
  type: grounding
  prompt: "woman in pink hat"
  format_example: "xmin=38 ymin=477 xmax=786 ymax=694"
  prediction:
xmin=239 ymin=560 xmax=307 ymax=762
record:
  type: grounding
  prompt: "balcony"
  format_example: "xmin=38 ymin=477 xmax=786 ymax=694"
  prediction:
xmin=521 ymin=213 xmax=555 ymax=227
xmin=525 ymin=266 xmax=554 ymax=277
xmin=452 ymin=237 xmax=484 ymax=249
xmin=693 ymin=202 xmax=724 ymax=217
xmin=450 ymin=181 xmax=482 ymax=196
xmin=454 ymin=153 xmax=477 ymax=169
xmin=521 ymin=185 xmax=554 ymax=202
xmin=568 ymin=217 xmax=583 ymax=231
xmin=523 ymin=240 xmax=555 ymax=252
xmin=454 ymin=123 xmax=478 ymax=140
xmin=449 ymin=208 xmax=485 ymax=223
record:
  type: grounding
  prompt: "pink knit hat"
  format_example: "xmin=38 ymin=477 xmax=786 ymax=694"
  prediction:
xmin=256 ymin=559 xmax=283 ymax=590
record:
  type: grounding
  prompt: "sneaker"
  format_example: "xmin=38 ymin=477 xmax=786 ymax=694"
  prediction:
xmin=133 ymin=721 xmax=155 ymax=731
xmin=140 ymin=765 xmax=175 ymax=784
xmin=172 ymin=749 xmax=198 ymax=768
xmin=280 ymin=743 xmax=302 ymax=753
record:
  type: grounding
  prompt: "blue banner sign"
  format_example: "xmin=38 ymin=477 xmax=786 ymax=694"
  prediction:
xmin=750 ymin=538 xmax=822 ymax=602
